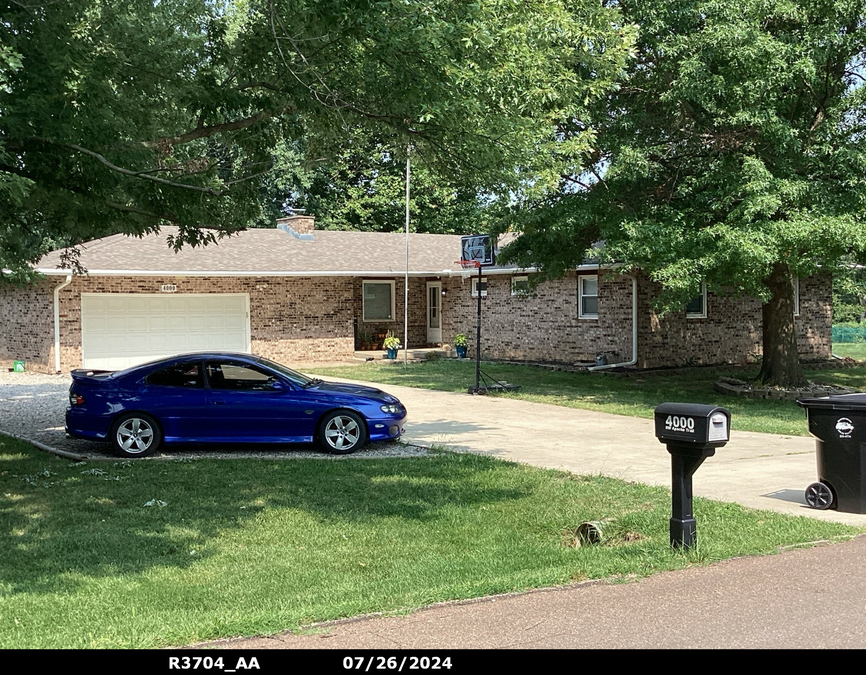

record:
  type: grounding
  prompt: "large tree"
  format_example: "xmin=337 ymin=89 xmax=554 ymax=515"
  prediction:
xmin=261 ymin=132 xmax=493 ymax=234
xmin=501 ymin=0 xmax=866 ymax=386
xmin=0 ymin=0 xmax=632 ymax=278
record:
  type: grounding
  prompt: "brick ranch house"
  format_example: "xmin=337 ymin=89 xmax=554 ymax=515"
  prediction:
xmin=1 ymin=215 xmax=832 ymax=373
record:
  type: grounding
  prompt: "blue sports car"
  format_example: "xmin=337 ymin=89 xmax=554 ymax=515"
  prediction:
xmin=66 ymin=352 xmax=407 ymax=458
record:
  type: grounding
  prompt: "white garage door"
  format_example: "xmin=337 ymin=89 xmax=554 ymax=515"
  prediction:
xmin=81 ymin=293 xmax=250 ymax=370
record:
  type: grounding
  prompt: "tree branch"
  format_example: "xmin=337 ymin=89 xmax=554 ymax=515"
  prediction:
xmin=145 ymin=111 xmax=275 ymax=149
xmin=29 ymin=138 xmax=230 ymax=195
xmin=105 ymin=202 xmax=177 ymax=221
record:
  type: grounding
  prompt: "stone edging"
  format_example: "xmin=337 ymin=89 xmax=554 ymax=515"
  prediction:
xmin=714 ymin=377 xmax=856 ymax=401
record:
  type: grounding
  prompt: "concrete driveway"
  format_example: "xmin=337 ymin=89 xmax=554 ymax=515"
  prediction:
xmin=3 ymin=369 xmax=864 ymax=525
xmin=351 ymin=380 xmax=866 ymax=526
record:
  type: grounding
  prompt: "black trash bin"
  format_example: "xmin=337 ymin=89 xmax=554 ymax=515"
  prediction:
xmin=798 ymin=393 xmax=866 ymax=513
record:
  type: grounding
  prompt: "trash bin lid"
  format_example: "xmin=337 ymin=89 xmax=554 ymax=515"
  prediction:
xmin=797 ymin=393 xmax=866 ymax=410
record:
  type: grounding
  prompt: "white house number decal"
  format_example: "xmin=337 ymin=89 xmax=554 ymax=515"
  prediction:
xmin=665 ymin=415 xmax=695 ymax=433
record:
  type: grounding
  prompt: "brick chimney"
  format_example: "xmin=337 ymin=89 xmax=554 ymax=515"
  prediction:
xmin=276 ymin=214 xmax=315 ymax=240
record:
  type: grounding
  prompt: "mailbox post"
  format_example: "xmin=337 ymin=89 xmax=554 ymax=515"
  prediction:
xmin=654 ymin=403 xmax=731 ymax=548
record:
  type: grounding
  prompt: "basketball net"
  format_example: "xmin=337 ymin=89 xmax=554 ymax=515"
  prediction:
xmin=456 ymin=259 xmax=480 ymax=282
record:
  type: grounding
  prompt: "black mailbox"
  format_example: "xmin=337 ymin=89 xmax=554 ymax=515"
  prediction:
xmin=654 ymin=403 xmax=731 ymax=548
xmin=654 ymin=403 xmax=730 ymax=448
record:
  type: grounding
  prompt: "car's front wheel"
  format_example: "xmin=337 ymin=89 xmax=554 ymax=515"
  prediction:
xmin=319 ymin=411 xmax=366 ymax=454
xmin=110 ymin=412 xmax=162 ymax=458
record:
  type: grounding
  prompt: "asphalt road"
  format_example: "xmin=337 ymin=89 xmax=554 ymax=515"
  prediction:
xmin=208 ymin=534 xmax=866 ymax=649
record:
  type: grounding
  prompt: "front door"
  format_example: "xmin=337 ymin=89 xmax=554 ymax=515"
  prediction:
xmin=427 ymin=282 xmax=442 ymax=343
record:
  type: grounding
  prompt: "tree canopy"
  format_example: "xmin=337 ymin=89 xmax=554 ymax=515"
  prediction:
xmin=261 ymin=132 xmax=493 ymax=235
xmin=501 ymin=0 xmax=866 ymax=385
xmin=0 ymin=0 xmax=632 ymax=278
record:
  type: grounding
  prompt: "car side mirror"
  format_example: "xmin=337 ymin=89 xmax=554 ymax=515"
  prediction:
xmin=269 ymin=378 xmax=288 ymax=391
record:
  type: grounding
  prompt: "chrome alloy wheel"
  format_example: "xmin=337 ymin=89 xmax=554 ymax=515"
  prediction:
xmin=116 ymin=417 xmax=155 ymax=454
xmin=324 ymin=414 xmax=362 ymax=452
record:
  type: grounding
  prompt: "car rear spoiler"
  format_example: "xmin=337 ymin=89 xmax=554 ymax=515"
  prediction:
xmin=70 ymin=368 xmax=115 ymax=382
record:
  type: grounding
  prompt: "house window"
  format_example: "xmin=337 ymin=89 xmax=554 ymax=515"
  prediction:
xmin=686 ymin=283 xmax=707 ymax=319
xmin=511 ymin=275 xmax=530 ymax=297
xmin=362 ymin=280 xmax=395 ymax=322
xmin=793 ymin=276 xmax=800 ymax=317
xmin=578 ymin=275 xmax=598 ymax=319
xmin=471 ymin=277 xmax=488 ymax=297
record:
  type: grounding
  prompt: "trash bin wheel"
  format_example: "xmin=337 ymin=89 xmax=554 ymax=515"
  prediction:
xmin=805 ymin=482 xmax=835 ymax=510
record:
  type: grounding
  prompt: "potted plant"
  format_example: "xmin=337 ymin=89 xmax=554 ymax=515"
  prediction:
xmin=357 ymin=329 xmax=374 ymax=351
xmin=453 ymin=333 xmax=468 ymax=359
xmin=383 ymin=331 xmax=401 ymax=359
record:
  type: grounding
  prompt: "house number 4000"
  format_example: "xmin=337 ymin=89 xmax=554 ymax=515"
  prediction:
xmin=665 ymin=415 xmax=695 ymax=432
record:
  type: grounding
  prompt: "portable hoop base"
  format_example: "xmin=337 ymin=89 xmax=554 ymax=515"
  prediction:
xmin=455 ymin=259 xmax=520 ymax=395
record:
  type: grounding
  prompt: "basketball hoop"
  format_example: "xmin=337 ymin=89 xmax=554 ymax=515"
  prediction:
xmin=456 ymin=259 xmax=480 ymax=281
xmin=456 ymin=259 xmax=481 ymax=269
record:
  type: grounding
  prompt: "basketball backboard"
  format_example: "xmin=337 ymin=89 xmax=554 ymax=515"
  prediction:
xmin=460 ymin=235 xmax=495 ymax=266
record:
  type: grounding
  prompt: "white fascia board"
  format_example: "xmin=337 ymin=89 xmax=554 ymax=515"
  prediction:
xmin=35 ymin=268 xmax=466 ymax=277
xmin=34 ymin=262 xmax=602 ymax=277
xmin=454 ymin=263 xmax=601 ymax=276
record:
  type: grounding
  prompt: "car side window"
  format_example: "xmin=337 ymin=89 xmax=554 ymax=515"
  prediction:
xmin=206 ymin=362 xmax=276 ymax=391
xmin=146 ymin=363 xmax=203 ymax=388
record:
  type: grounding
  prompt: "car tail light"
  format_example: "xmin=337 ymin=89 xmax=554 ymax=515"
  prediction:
xmin=69 ymin=393 xmax=85 ymax=406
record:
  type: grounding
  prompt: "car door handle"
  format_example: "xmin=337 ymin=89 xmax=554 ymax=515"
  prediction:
xmin=212 ymin=400 xmax=226 ymax=405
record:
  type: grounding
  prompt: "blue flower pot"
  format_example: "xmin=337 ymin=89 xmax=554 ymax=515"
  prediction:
xmin=386 ymin=348 xmax=398 ymax=359
xmin=456 ymin=346 xmax=467 ymax=358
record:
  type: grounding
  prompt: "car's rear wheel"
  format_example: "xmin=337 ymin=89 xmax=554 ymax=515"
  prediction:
xmin=319 ymin=411 xmax=366 ymax=454
xmin=110 ymin=413 xmax=162 ymax=458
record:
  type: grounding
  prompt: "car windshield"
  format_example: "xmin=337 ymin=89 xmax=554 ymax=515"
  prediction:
xmin=253 ymin=356 xmax=315 ymax=387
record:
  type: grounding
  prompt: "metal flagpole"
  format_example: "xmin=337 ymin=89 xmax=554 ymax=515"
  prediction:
xmin=404 ymin=148 xmax=410 ymax=367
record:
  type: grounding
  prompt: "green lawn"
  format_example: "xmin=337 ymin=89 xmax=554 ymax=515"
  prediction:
xmin=305 ymin=360 xmax=866 ymax=437
xmin=832 ymin=343 xmax=866 ymax=360
xmin=1 ymin=436 xmax=859 ymax=648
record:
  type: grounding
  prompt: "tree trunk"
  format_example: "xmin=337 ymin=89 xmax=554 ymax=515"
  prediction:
xmin=758 ymin=263 xmax=807 ymax=387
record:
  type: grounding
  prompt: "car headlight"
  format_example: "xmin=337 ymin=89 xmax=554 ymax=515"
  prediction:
xmin=380 ymin=404 xmax=403 ymax=414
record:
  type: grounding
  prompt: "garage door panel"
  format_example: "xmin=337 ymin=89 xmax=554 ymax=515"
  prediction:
xmin=82 ymin=293 xmax=250 ymax=370
xmin=206 ymin=315 xmax=226 ymax=331
xmin=147 ymin=334 xmax=170 ymax=350
xmin=127 ymin=316 xmax=150 ymax=332
xmin=187 ymin=315 xmax=209 ymax=331
xmin=148 ymin=316 xmax=168 ymax=331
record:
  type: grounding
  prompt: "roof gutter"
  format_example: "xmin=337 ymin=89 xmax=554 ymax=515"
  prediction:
xmin=35 ymin=268 xmax=485 ymax=278
xmin=33 ymin=264 xmax=602 ymax=278
xmin=587 ymin=273 xmax=638 ymax=371
xmin=54 ymin=275 xmax=73 ymax=373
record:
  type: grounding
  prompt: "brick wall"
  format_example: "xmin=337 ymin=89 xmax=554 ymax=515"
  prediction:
xmin=0 ymin=269 xmax=836 ymax=374
xmin=441 ymin=272 xmax=634 ymax=363
xmin=795 ymin=274 xmax=833 ymax=359
xmin=636 ymin=273 xmax=832 ymax=368
xmin=442 ymin=270 xmax=832 ymax=368
xmin=47 ymin=275 xmax=356 ymax=372
xmin=0 ymin=277 xmax=64 ymax=373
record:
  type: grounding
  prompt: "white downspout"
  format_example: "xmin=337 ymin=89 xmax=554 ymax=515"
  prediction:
xmin=587 ymin=273 xmax=638 ymax=370
xmin=53 ymin=275 xmax=72 ymax=373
